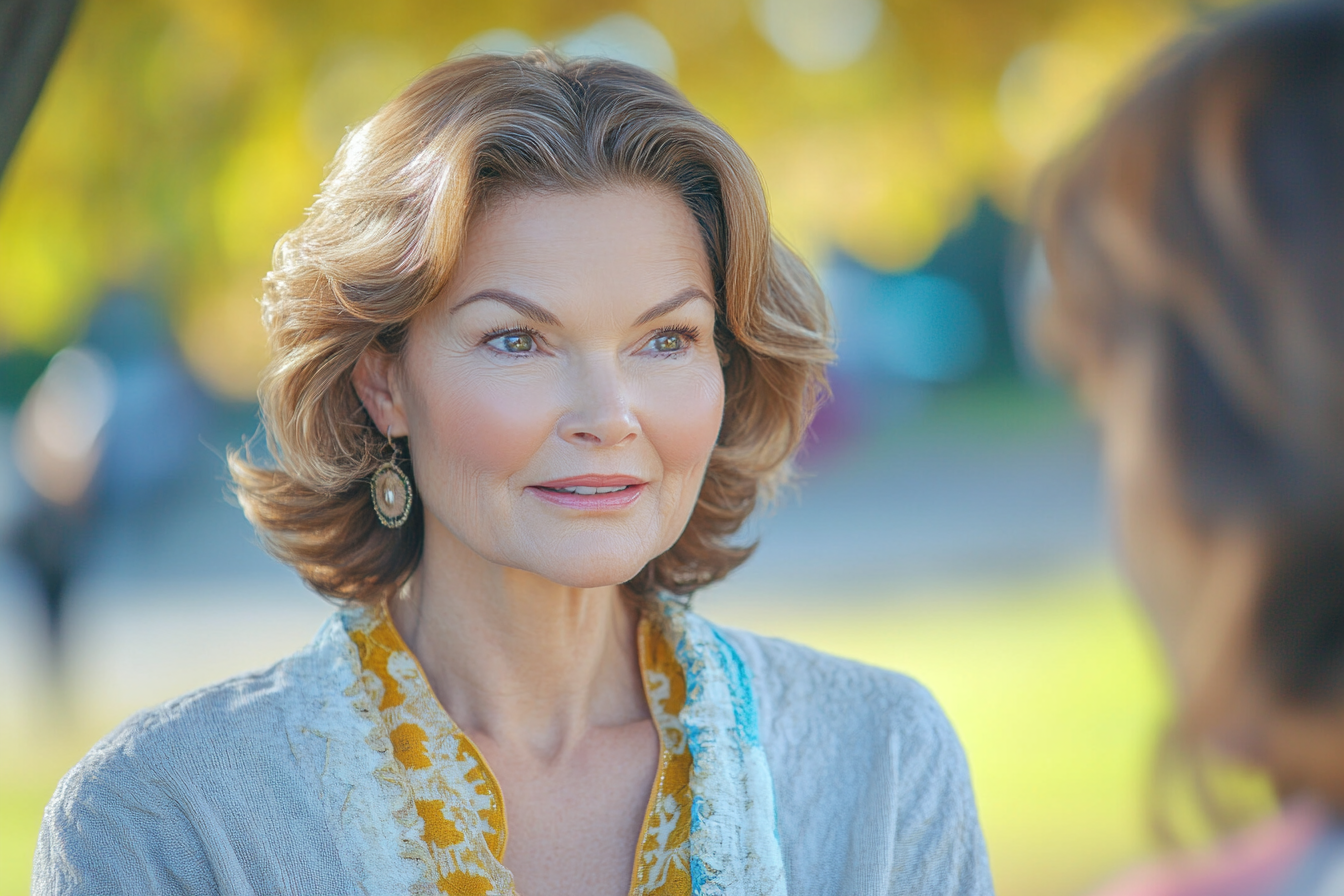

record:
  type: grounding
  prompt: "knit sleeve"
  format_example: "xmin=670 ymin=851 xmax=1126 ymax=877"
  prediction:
xmin=886 ymin=679 xmax=995 ymax=896
xmin=33 ymin=745 xmax=218 ymax=896
xmin=712 ymin=622 xmax=996 ymax=896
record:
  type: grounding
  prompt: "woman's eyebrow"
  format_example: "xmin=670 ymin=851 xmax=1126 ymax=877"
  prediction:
xmin=633 ymin=287 xmax=714 ymax=326
xmin=449 ymin=289 xmax=561 ymax=325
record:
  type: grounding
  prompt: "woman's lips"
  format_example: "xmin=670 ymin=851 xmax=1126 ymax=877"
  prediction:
xmin=527 ymin=475 xmax=647 ymax=510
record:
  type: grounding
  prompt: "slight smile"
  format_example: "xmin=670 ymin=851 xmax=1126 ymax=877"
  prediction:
xmin=527 ymin=475 xmax=647 ymax=510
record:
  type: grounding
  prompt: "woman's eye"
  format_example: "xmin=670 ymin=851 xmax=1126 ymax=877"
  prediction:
xmin=489 ymin=332 xmax=535 ymax=353
xmin=647 ymin=333 xmax=685 ymax=353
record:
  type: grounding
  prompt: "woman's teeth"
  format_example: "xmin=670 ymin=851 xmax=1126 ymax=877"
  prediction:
xmin=552 ymin=485 xmax=631 ymax=495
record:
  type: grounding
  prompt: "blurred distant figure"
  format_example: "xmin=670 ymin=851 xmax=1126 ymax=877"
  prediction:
xmin=10 ymin=345 xmax=113 ymax=667
xmin=1033 ymin=1 xmax=1344 ymax=894
xmin=8 ymin=293 xmax=208 ymax=670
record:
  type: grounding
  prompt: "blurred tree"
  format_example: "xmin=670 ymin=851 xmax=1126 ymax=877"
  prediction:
xmin=0 ymin=0 xmax=1244 ymax=399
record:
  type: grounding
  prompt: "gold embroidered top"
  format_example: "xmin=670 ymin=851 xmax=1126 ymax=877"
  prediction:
xmin=346 ymin=605 xmax=692 ymax=896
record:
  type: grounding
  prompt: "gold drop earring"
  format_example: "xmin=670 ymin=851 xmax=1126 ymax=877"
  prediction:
xmin=371 ymin=432 xmax=413 ymax=528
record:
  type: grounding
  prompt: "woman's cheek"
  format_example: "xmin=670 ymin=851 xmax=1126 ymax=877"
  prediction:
xmin=425 ymin=363 xmax=558 ymax=481
xmin=641 ymin=362 xmax=725 ymax=475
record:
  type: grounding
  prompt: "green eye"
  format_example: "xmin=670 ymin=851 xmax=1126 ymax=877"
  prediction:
xmin=491 ymin=332 xmax=535 ymax=353
xmin=650 ymin=333 xmax=683 ymax=353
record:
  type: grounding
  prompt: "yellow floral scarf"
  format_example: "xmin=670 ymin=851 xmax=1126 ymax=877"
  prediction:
xmin=343 ymin=603 xmax=693 ymax=896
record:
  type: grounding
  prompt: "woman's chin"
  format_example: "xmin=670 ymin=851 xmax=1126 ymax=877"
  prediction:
xmin=513 ymin=549 xmax=657 ymax=591
xmin=472 ymin=524 xmax=671 ymax=590
xmin=538 ymin=563 xmax=650 ymax=590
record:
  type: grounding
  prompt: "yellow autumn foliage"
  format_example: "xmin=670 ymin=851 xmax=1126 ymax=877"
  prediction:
xmin=0 ymin=0 xmax=1233 ymax=398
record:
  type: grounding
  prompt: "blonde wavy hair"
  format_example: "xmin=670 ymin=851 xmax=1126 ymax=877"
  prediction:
xmin=230 ymin=50 xmax=832 ymax=605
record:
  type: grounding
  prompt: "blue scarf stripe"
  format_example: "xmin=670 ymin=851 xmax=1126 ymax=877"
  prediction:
xmin=666 ymin=603 xmax=788 ymax=896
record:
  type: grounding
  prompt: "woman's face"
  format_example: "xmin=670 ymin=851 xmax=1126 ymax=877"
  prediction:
xmin=380 ymin=187 xmax=724 ymax=588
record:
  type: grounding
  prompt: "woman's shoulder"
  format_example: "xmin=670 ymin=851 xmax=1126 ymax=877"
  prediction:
xmin=48 ymin=627 xmax=336 ymax=828
xmin=708 ymin=618 xmax=973 ymax=802
xmin=711 ymin=619 xmax=952 ymax=741
xmin=707 ymin=618 xmax=994 ymax=895
xmin=36 ymin=613 xmax=364 ymax=894
xmin=44 ymin=661 xmax=302 ymax=846
xmin=67 ymin=612 xmax=353 ymax=778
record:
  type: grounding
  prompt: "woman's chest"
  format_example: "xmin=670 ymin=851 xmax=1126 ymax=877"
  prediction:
xmin=482 ymin=721 xmax=664 ymax=896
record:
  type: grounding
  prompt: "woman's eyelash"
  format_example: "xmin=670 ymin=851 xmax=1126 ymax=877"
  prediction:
xmin=479 ymin=325 xmax=701 ymax=352
xmin=481 ymin=325 xmax=542 ymax=345
xmin=652 ymin=325 xmax=701 ymax=345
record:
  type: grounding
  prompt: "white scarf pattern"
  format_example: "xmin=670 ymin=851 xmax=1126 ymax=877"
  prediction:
xmin=663 ymin=603 xmax=789 ymax=896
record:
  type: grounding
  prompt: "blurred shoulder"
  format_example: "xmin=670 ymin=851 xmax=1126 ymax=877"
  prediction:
xmin=1091 ymin=806 xmax=1340 ymax=896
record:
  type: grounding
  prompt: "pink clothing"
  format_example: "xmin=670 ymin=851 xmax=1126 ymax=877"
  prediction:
xmin=1093 ymin=804 xmax=1331 ymax=896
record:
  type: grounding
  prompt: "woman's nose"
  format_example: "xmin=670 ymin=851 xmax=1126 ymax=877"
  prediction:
xmin=558 ymin=358 xmax=640 ymax=447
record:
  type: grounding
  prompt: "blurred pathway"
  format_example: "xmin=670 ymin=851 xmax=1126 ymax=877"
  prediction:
xmin=727 ymin=426 xmax=1105 ymax=595
xmin=0 ymin=420 xmax=1107 ymax=727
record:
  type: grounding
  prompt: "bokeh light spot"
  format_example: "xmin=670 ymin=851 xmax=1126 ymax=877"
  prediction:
xmin=558 ymin=13 xmax=677 ymax=81
xmin=448 ymin=28 xmax=537 ymax=60
xmin=752 ymin=0 xmax=883 ymax=72
xmin=302 ymin=40 xmax=427 ymax=159
xmin=997 ymin=41 xmax=1111 ymax=164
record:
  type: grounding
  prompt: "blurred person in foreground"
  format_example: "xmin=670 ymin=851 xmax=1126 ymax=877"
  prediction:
xmin=33 ymin=51 xmax=992 ymax=896
xmin=1034 ymin=2 xmax=1344 ymax=893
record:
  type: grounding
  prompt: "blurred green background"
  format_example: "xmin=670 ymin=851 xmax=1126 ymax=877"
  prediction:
xmin=0 ymin=0 xmax=1265 ymax=894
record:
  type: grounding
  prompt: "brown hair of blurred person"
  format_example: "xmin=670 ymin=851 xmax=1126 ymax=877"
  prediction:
xmin=228 ymin=50 xmax=831 ymax=607
xmin=1034 ymin=0 xmax=1344 ymax=810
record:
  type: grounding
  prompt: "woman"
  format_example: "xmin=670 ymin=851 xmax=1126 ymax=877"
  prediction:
xmin=34 ymin=52 xmax=991 ymax=895
xmin=1034 ymin=2 xmax=1344 ymax=893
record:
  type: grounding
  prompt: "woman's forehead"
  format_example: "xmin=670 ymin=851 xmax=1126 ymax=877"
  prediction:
xmin=444 ymin=188 xmax=714 ymax=309
xmin=466 ymin=187 xmax=702 ymax=252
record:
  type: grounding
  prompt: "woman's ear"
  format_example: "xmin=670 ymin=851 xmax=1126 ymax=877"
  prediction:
xmin=352 ymin=349 xmax=409 ymax=438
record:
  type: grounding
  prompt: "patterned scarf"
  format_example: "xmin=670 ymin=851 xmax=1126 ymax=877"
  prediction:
xmin=340 ymin=599 xmax=787 ymax=896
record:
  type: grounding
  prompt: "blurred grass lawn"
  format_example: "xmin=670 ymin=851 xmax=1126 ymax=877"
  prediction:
xmin=3 ymin=566 xmax=1172 ymax=896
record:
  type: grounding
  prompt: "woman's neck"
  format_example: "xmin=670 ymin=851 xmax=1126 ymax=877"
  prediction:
xmin=386 ymin=527 xmax=649 ymax=764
